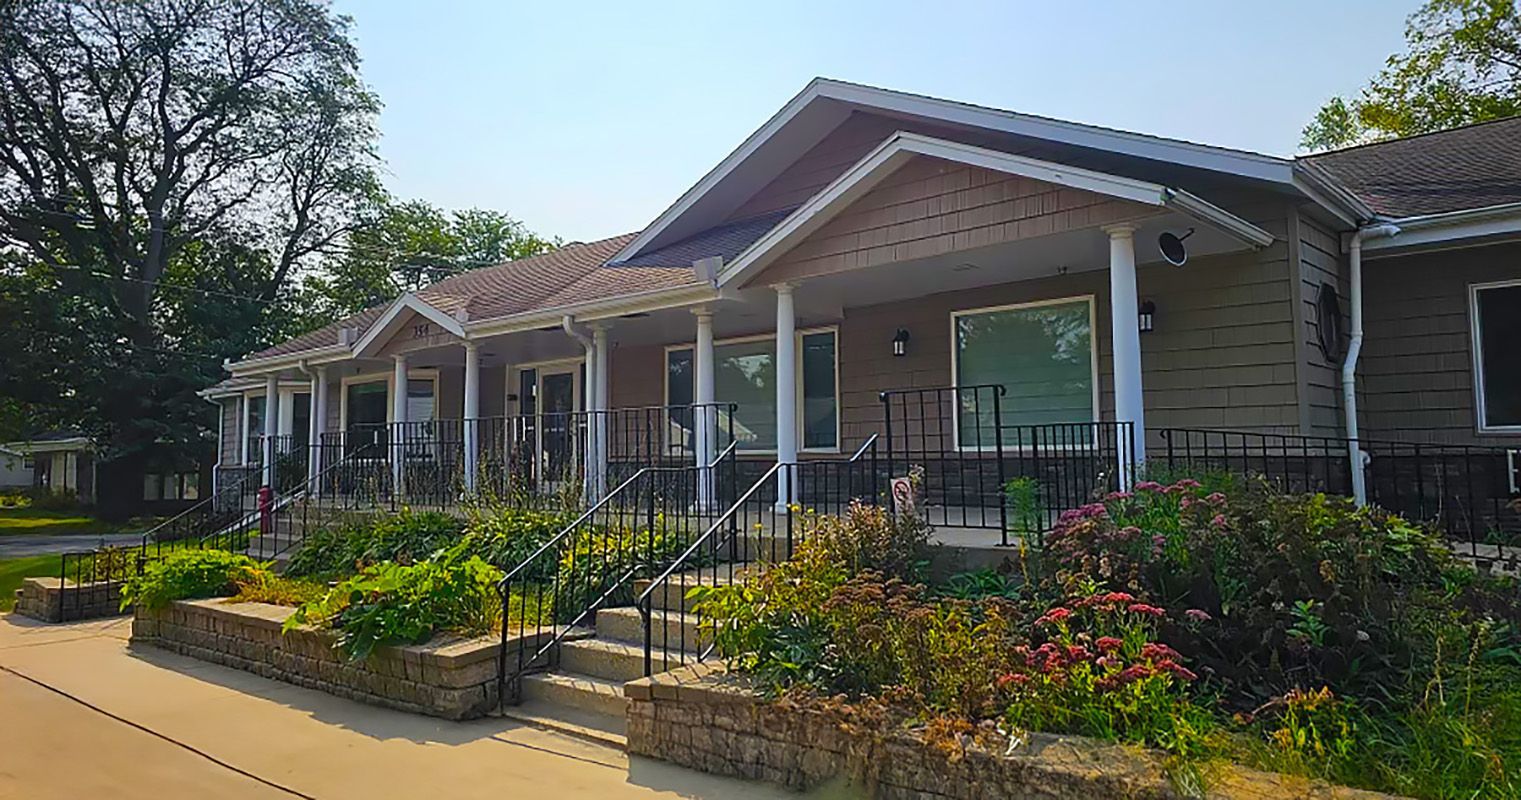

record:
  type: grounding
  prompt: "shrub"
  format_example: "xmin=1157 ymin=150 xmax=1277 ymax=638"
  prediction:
xmin=284 ymin=541 xmax=503 ymax=659
xmin=796 ymin=501 xmax=930 ymax=581
xmin=461 ymin=505 xmax=572 ymax=574
xmin=26 ymin=487 xmax=80 ymax=511
xmin=228 ymin=572 xmax=328 ymax=607
xmin=553 ymin=521 xmax=690 ymax=618
xmin=285 ymin=510 xmax=465 ymax=578
xmin=121 ymin=549 xmax=266 ymax=610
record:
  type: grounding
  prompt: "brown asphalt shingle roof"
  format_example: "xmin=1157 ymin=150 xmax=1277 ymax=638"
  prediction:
xmin=1303 ymin=116 xmax=1521 ymax=218
xmin=245 ymin=233 xmax=700 ymax=362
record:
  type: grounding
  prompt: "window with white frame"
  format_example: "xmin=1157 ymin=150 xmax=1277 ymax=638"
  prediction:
xmin=1472 ymin=281 xmax=1521 ymax=431
xmin=666 ymin=329 xmax=839 ymax=452
xmin=953 ymin=298 xmax=1097 ymax=447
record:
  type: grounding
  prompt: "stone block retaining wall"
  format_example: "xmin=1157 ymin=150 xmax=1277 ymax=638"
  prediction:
xmin=132 ymin=599 xmax=541 ymax=720
xmin=625 ymin=668 xmax=1399 ymax=800
xmin=14 ymin=577 xmax=124 ymax=623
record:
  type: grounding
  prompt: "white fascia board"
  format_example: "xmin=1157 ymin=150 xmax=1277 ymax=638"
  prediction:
xmin=225 ymin=344 xmax=350 ymax=378
xmin=1364 ymin=202 xmax=1521 ymax=255
xmin=1291 ymin=162 xmax=1374 ymax=227
xmin=616 ymin=78 xmax=1297 ymax=264
xmin=351 ymin=293 xmax=467 ymax=357
xmin=1163 ymin=189 xmax=1276 ymax=248
xmin=6 ymin=438 xmax=92 ymax=454
xmin=717 ymin=132 xmax=1272 ymax=288
xmin=464 ymin=284 xmax=717 ymax=339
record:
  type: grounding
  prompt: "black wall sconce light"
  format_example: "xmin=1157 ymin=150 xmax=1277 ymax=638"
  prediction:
xmin=1138 ymin=300 xmax=1156 ymax=333
xmin=892 ymin=328 xmax=911 ymax=357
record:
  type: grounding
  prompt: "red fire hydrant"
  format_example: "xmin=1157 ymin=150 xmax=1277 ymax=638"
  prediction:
xmin=258 ymin=486 xmax=273 ymax=538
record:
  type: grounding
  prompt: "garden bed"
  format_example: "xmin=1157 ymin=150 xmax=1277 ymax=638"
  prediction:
xmin=625 ymin=666 xmax=1397 ymax=799
xmin=132 ymin=599 xmax=551 ymax=719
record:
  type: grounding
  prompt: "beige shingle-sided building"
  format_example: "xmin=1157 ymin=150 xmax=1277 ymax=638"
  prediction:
xmin=204 ymin=79 xmax=1521 ymax=540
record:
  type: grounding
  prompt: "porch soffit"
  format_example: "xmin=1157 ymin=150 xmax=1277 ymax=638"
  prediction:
xmin=720 ymin=132 xmax=1275 ymax=290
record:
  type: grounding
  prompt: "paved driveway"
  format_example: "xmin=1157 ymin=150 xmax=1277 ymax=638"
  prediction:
xmin=0 ymin=614 xmax=810 ymax=800
xmin=0 ymin=533 xmax=143 ymax=558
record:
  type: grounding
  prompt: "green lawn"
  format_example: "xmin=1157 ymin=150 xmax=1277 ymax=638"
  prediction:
xmin=0 ymin=508 xmax=156 ymax=537
xmin=0 ymin=554 xmax=62 ymax=611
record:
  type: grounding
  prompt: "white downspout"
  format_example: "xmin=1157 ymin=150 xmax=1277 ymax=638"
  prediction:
xmin=1343 ymin=222 xmax=1400 ymax=506
xmin=562 ymin=315 xmax=600 ymax=501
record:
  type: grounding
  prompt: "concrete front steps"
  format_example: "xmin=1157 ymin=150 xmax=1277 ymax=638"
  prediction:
xmin=510 ymin=572 xmax=733 ymax=747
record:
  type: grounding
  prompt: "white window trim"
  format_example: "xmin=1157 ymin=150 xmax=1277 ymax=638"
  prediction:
xmin=1469 ymin=279 xmax=1521 ymax=434
xmin=338 ymin=369 xmax=440 ymax=430
xmin=663 ymin=325 xmax=842 ymax=454
xmin=510 ymin=357 xmax=587 ymax=416
xmin=949 ymin=295 xmax=1102 ymax=453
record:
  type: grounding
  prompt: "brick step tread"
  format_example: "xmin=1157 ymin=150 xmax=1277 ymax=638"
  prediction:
xmin=519 ymin=671 xmax=628 ymax=718
xmin=556 ymin=637 xmax=689 ymax=682
xmin=594 ymin=607 xmax=708 ymax=652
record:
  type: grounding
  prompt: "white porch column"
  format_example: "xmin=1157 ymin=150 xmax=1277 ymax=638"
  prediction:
xmin=308 ymin=368 xmax=327 ymax=491
xmin=774 ymin=284 xmax=799 ymax=509
xmin=591 ymin=323 xmax=611 ymax=501
xmin=1105 ymin=224 xmax=1146 ymax=483
xmin=463 ymin=341 xmax=481 ymax=494
xmin=263 ymin=374 xmax=279 ymax=489
xmin=693 ymin=308 xmax=717 ymax=510
xmin=392 ymin=354 xmax=408 ymax=493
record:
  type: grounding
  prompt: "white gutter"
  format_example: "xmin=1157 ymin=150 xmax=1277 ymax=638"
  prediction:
xmin=1343 ymin=222 xmax=1401 ymax=506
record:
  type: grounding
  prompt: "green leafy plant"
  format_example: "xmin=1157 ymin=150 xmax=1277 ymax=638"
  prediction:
xmin=120 ymin=549 xmax=266 ymax=610
xmin=285 ymin=509 xmax=465 ymax=578
xmin=938 ymin=569 xmax=1022 ymax=601
xmin=284 ymin=541 xmax=503 ymax=660
xmin=228 ymin=572 xmax=328 ymax=607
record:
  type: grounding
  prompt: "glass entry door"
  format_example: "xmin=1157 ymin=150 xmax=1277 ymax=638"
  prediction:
xmin=537 ymin=366 xmax=581 ymax=486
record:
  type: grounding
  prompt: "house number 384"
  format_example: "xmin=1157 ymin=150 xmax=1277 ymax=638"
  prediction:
xmin=413 ymin=323 xmax=432 ymax=338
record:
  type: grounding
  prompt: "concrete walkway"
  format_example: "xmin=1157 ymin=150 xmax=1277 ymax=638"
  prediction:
xmin=0 ymin=614 xmax=815 ymax=800
xmin=0 ymin=533 xmax=143 ymax=557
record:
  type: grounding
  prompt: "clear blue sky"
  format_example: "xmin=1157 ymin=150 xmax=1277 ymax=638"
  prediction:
xmin=330 ymin=0 xmax=1421 ymax=243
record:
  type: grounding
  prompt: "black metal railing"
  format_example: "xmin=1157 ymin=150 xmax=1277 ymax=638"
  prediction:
xmin=494 ymin=439 xmax=741 ymax=704
xmin=636 ymin=434 xmax=881 ymax=677
xmin=1157 ymin=428 xmax=1521 ymax=568
xmin=54 ymin=443 xmax=383 ymax=621
xmin=879 ymin=385 xmax=1133 ymax=544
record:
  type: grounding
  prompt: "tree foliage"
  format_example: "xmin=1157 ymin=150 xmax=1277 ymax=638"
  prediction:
xmin=311 ymin=200 xmax=559 ymax=317
xmin=1303 ymin=0 xmax=1521 ymax=150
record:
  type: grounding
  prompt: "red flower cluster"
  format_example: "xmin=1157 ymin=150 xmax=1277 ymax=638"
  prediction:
xmin=1035 ymin=607 xmax=1073 ymax=627
xmin=1127 ymin=603 xmax=1165 ymax=617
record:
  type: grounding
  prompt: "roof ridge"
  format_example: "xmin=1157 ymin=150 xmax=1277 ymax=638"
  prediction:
xmin=1302 ymin=114 xmax=1521 ymax=159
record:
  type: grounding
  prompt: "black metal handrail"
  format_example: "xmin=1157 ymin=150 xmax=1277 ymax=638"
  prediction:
xmin=636 ymin=434 xmax=881 ymax=676
xmin=494 ymin=438 xmax=741 ymax=705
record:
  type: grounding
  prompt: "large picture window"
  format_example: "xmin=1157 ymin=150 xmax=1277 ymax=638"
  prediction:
xmin=666 ymin=329 xmax=839 ymax=452
xmin=1472 ymin=281 xmax=1521 ymax=431
xmin=953 ymin=298 xmax=1096 ymax=447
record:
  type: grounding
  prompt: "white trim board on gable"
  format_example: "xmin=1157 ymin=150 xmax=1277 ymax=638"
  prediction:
xmin=715 ymin=132 xmax=1275 ymax=289
xmin=615 ymin=78 xmax=1299 ymax=265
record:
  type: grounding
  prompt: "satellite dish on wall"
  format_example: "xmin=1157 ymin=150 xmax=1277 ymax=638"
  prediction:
xmin=1158 ymin=229 xmax=1195 ymax=267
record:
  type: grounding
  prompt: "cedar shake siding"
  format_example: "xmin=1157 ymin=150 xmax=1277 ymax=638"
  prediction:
xmin=748 ymin=155 xmax=1164 ymax=287
xmin=1359 ymin=242 xmax=1521 ymax=447
xmin=1292 ymin=212 xmax=1350 ymax=437
xmin=219 ymin=397 xmax=241 ymax=465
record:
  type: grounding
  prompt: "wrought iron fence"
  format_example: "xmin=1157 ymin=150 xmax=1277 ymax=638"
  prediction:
xmin=1156 ymin=428 xmax=1521 ymax=568
xmin=879 ymin=385 xmax=1133 ymax=544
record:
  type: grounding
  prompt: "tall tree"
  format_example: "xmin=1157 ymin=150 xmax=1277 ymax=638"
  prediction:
xmin=313 ymin=199 xmax=558 ymax=316
xmin=0 ymin=0 xmax=380 ymax=513
xmin=1303 ymin=0 xmax=1521 ymax=150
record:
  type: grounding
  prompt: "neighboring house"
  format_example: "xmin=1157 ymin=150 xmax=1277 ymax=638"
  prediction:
xmin=0 ymin=445 xmax=30 ymax=489
xmin=205 ymin=79 xmax=1521 ymax=536
xmin=3 ymin=433 xmax=95 ymax=503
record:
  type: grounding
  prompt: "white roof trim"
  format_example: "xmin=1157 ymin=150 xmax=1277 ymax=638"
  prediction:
xmin=1364 ymin=201 xmax=1521 ymax=256
xmin=615 ymin=78 xmax=1296 ymax=264
xmin=5 ymin=437 xmax=92 ymax=454
xmin=350 ymin=293 xmax=467 ymax=358
xmin=716 ymin=132 xmax=1274 ymax=289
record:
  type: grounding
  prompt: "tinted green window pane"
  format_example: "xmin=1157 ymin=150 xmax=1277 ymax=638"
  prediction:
xmin=802 ymin=331 xmax=837 ymax=449
xmin=955 ymin=301 xmax=1093 ymax=447
xmin=1478 ymin=284 xmax=1521 ymax=427
xmin=716 ymin=339 xmax=776 ymax=451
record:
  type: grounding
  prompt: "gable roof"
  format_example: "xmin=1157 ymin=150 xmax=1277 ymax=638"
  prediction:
xmin=718 ymin=132 xmax=1274 ymax=289
xmin=1303 ymin=116 xmax=1521 ymax=218
xmin=237 ymin=234 xmax=702 ymax=367
xmin=613 ymin=78 xmax=1300 ymax=265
